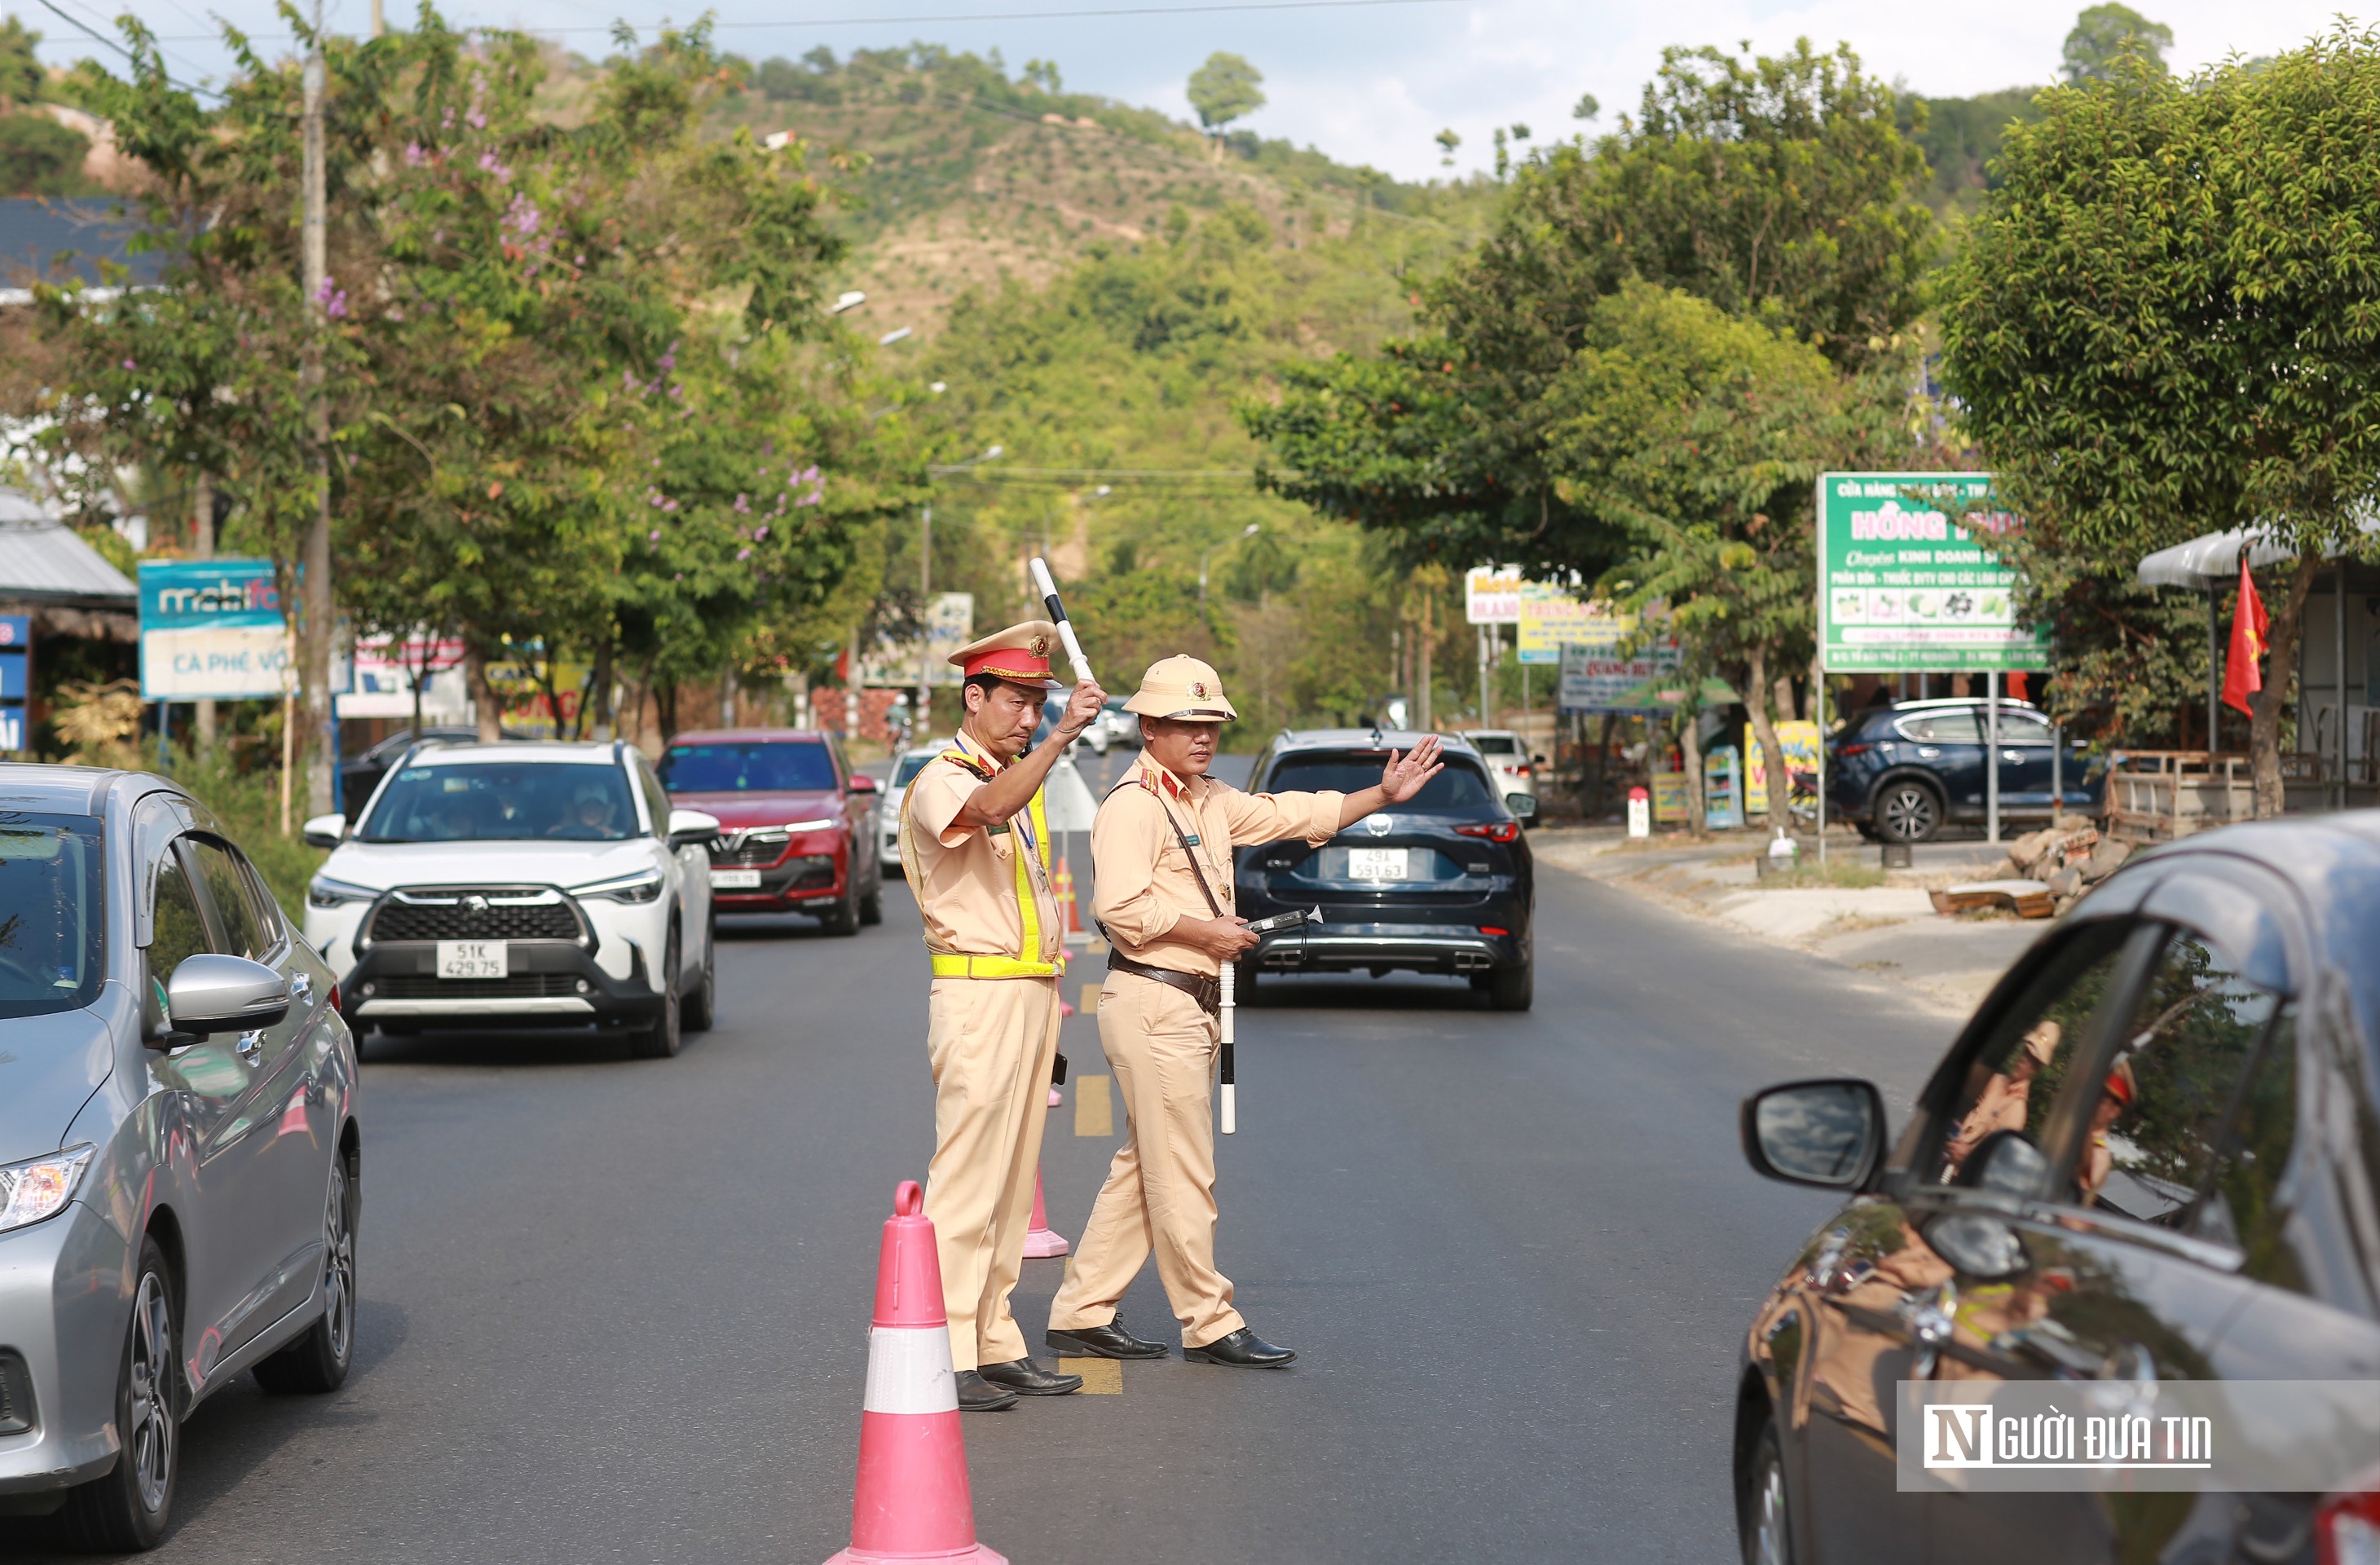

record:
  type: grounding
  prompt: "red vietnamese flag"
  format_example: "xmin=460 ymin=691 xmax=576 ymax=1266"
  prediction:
xmin=2222 ymin=557 xmax=2269 ymax=719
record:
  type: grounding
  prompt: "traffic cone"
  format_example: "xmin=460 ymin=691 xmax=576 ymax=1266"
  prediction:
xmin=1022 ymin=1167 xmax=1070 ymax=1259
xmin=1054 ymin=858 xmax=1085 ymax=937
xmin=826 ymin=1182 xmax=1005 ymax=1565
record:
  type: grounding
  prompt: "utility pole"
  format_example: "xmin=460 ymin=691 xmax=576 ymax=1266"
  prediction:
xmin=915 ymin=504 xmax=932 ymax=735
xmin=369 ymin=0 xmax=384 ymax=36
xmin=192 ymin=473 xmax=216 ymax=752
xmin=300 ymin=0 xmax=335 ymax=814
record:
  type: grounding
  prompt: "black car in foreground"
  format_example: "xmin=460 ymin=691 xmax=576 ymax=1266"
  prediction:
xmin=1234 ymin=730 xmax=1534 ymax=1010
xmin=1733 ymin=810 xmax=2380 ymax=1564
xmin=1828 ymin=698 xmax=2104 ymax=843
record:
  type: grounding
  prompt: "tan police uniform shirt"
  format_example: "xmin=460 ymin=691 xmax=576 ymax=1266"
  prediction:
xmin=1091 ymin=754 xmax=1344 ymax=976
xmin=903 ymin=730 xmax=1063 ymax=964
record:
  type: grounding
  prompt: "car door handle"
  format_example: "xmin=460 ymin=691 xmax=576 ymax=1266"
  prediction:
xmin=288 ymin=972 xmax=312 ymax=999
xmin=1917 ymin=747 xmax=1941 ymax=759
xmin=236 ymin=1029 xmax=266 ymax=1063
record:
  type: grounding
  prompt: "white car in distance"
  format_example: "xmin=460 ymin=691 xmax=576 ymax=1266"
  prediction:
xmin=879 ymin=740 xmax=943 ymax=873
xmin=1460 ymin=729 xmax=1543 ymax=824
xmin=302 ymin=740 xmax=721 ymax=1056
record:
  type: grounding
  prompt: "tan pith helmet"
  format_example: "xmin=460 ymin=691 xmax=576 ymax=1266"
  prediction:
xmin=1122 ymin=654 xmax=1237 ymax=721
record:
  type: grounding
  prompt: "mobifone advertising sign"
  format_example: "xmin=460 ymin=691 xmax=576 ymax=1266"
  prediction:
xmin=1897 ymin=1380 xmax=2380 ymax=1493
xmin=138 ymin=560 xmax=292 ymax=700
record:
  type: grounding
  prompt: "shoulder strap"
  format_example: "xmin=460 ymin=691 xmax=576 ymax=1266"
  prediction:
xmin=1154 ymin=791 xmax=1226 ymax=919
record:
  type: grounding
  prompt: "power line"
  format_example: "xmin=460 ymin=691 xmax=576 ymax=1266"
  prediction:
xmin=126 ymin=0 xmax=1463 ymax=42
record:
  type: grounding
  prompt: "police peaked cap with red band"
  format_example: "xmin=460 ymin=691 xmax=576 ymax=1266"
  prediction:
xmin=948 ymin=619 xmax=1067 ymax=690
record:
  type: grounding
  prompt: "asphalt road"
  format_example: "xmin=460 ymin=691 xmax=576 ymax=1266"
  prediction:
xmin=3 ymin=752 xmax=1964 ymax=1564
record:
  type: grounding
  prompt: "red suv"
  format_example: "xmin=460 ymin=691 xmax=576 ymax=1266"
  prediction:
xmin=657 ymin=729 xmax=884 ymax=934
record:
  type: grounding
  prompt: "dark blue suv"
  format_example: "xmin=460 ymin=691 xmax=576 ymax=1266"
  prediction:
xmin=1233 ymin=730 xmax=1535 ymax=1010
xmin=1827 ymin=699 xmax=2102 ymax=843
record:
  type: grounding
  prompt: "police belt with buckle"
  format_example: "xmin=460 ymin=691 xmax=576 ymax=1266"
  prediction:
xmin=1106 ymin=950 xmax=1221 ymax=1016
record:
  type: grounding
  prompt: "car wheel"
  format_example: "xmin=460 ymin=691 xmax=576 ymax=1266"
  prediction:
xmin=858 ymin=885 xmax=884 ymax=926
xmin=1875 ymin=779 xmax=1943 ymax=844
xmin=1739 ymin=1414 xmax=1792 ymax=1565
xmin=255 ymin=1151 xmax=359 ymax=1394
xmin=681 ymin=915 xmax=717 ymax=1033
xmin=1486 ymin=962 xmax=1534 ymax=1012
xmin=60 ymin=1237 xmax=179 ymax=1551
xmin=819 ymin=882 xmax=860 ymax=937
xmin=628 ymin=928 xmax=683 ymax=1058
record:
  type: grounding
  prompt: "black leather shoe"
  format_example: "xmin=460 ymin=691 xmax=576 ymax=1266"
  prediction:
xmin=978 ymin=1358 xmax=1083 ymax=1395
xmin=1047 ymin=1319 xmax=1169 ymax=1360
xmin=1183 ymin=1328 xmax=1296 ymax=1368
xmin=955 ymin=1370 xmax=1019 ymax=1411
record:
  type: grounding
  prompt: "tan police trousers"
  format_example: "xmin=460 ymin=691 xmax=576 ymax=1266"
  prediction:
xmin=1048 ymin=968 xmax=1248 ymax=1351
xmin=923 ymin=975 xmax=1062 ymax=1371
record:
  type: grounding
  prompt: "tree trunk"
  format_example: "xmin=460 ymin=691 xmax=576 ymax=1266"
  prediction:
xmin=469 ymin=648 xmax=502 ymax=743
xmin=2250 ymin=553 xmax=2323 ymax=817
xmin=656 ymin=677 xmax=680 ymax=745
xmin=588 ymin=639 xmax=615 ymax=739
xmin=1592 ymin=712 xmax=1616 ymax=816
xmin=1416 ymin=589 xmax=1434 ymax=731
xmin=720 ymin=659 xmax=737 ymax=728
xmin=1680 ymin=706 xmax=1707 ymax=836
xmin=1744 ymin=643 xmax=1791 ymax=834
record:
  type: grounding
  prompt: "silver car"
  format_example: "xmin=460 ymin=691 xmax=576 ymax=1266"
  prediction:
xmin=0 ymin=765 xmax=360 ymax=1550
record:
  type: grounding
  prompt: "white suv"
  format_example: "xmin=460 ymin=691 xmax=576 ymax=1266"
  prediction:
xmin=1460 ymin=729 xmax=1541 ymax=823
xmin=301 ymin=740 xmax=721 ymax=1057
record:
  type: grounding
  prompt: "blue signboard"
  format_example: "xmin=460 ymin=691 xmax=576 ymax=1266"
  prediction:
xmin=138 ymin=560 xmax=292 ymax=699
xmin=0 ymin=613 xmax=26 ymax=756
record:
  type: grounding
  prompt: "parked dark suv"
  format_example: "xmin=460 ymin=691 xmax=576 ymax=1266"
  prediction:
xmin=657 ymin=730 xmax=883 ymax=934
xmin=1732 ymin=812 xmax=2380 ymax=1563
xmin=1234 ymin=730 xmax=1534 ymax=1010
xmin=1827 ymin=698 xmax=2102 ymax=843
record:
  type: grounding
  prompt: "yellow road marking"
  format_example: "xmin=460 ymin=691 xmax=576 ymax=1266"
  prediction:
xmin=1075 ymin=1073 xmax=1113 ymax=1137
xmin=1058 ymin=1357 xmax=1123 ymax=1394
xmin=1080 ymin=982 xmax=1102 ymax=1016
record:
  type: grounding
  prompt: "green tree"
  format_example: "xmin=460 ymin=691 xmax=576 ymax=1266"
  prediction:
xmin=0 ymin=112 xmax=89 ymax=195
xmin=1941 ymin=26 xmax=2380 ymax=811
xmin=0 ymin=15 xmax=43 ymax=106
xmin=2062 ymin=4 xmax=2173 ymax=84
xmin=1549 ymin=282 xmax=1903 ymax=828
xmin=1186 ymin=51 xmax=1263 ymax=160
xmin=1247 ymin=39 xmax=1934 ymax=617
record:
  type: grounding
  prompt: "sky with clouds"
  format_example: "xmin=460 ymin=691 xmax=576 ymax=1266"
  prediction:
xmin=24 ymin=0 xmax=2371 ymax=180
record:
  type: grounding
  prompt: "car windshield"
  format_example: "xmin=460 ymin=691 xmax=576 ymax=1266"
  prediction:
xmin=359 ymin=763 xmax=641 ymax=842
xmin=894 ymin=752 xmax=935 ymax=787
xmin=657 ymin=742 xmax=838 ymax=793
xmin=1470 ymin=734 xmax=1519 ymax=755
xmin=1265 ymin=752 xmax=1496 ymax=809
xmin=0 ymin=812 xmax=105 ymax=1019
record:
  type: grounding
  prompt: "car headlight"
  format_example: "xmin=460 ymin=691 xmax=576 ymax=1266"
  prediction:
xmin=781 ymin=818 xmax=840 ymax=833
xmin=570 ymin=871 xmax=664 ymax=904
xmin=308 ymin=875 xmax=380 ymax=909
xmin=0 ymin=1145 xmax=95 ymax=1234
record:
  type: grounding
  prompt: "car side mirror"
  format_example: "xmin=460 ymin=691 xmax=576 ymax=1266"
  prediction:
xmin=848 ymin=774 xmax=879 ymax=794
xmin=302 ymin=812 xmax=346 ymax=850
xmin=1741 ymin=1078 xmax=1886 ymax=1191
xmin=162 ymin=954 xmax=290 ymax=1040
xmin=1505 ymin=791 xmax=1538 ymax=821
xmin=666 ymin=808 xmax=722 ymax=847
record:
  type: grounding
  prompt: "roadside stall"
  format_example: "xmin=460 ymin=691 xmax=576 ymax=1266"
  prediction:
xmin=0 ymin=487 xmax=140 ymax=756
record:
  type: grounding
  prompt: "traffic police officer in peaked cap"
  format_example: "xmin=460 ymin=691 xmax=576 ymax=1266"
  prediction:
xmin=1047 ymin=654 xmax=1441 ymax=1367
xmin=899 ymin=620 xmax=1105 ymax=1410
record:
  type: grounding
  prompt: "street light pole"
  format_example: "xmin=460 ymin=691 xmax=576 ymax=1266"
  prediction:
xmin=1199 ymin=522 xmax=1259 ymax=609
xmin=300 ymin=0 xmax=336 ymax=814
xmin=915 ymin=503 xmax=932 ymax=734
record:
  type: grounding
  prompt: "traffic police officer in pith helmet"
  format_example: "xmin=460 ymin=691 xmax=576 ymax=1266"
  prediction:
xmin=1047 ymin=655 xmax=1440 ymax=1366
xmin=899 ymin=621 xmax=1105 ymax=1409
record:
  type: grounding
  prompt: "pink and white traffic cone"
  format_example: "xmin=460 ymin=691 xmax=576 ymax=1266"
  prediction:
xmin=1021 ymin=1167 xmax=1070 ymax=1259
xmin=826 ymin=1181 xmax=1005 ymax=1565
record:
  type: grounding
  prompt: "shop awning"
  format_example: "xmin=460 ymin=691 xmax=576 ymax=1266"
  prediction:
xmin=0 ymin=491 xmax=138 ymax=610
xmin=2136 ymin=511 xmax=2380 ymax=589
